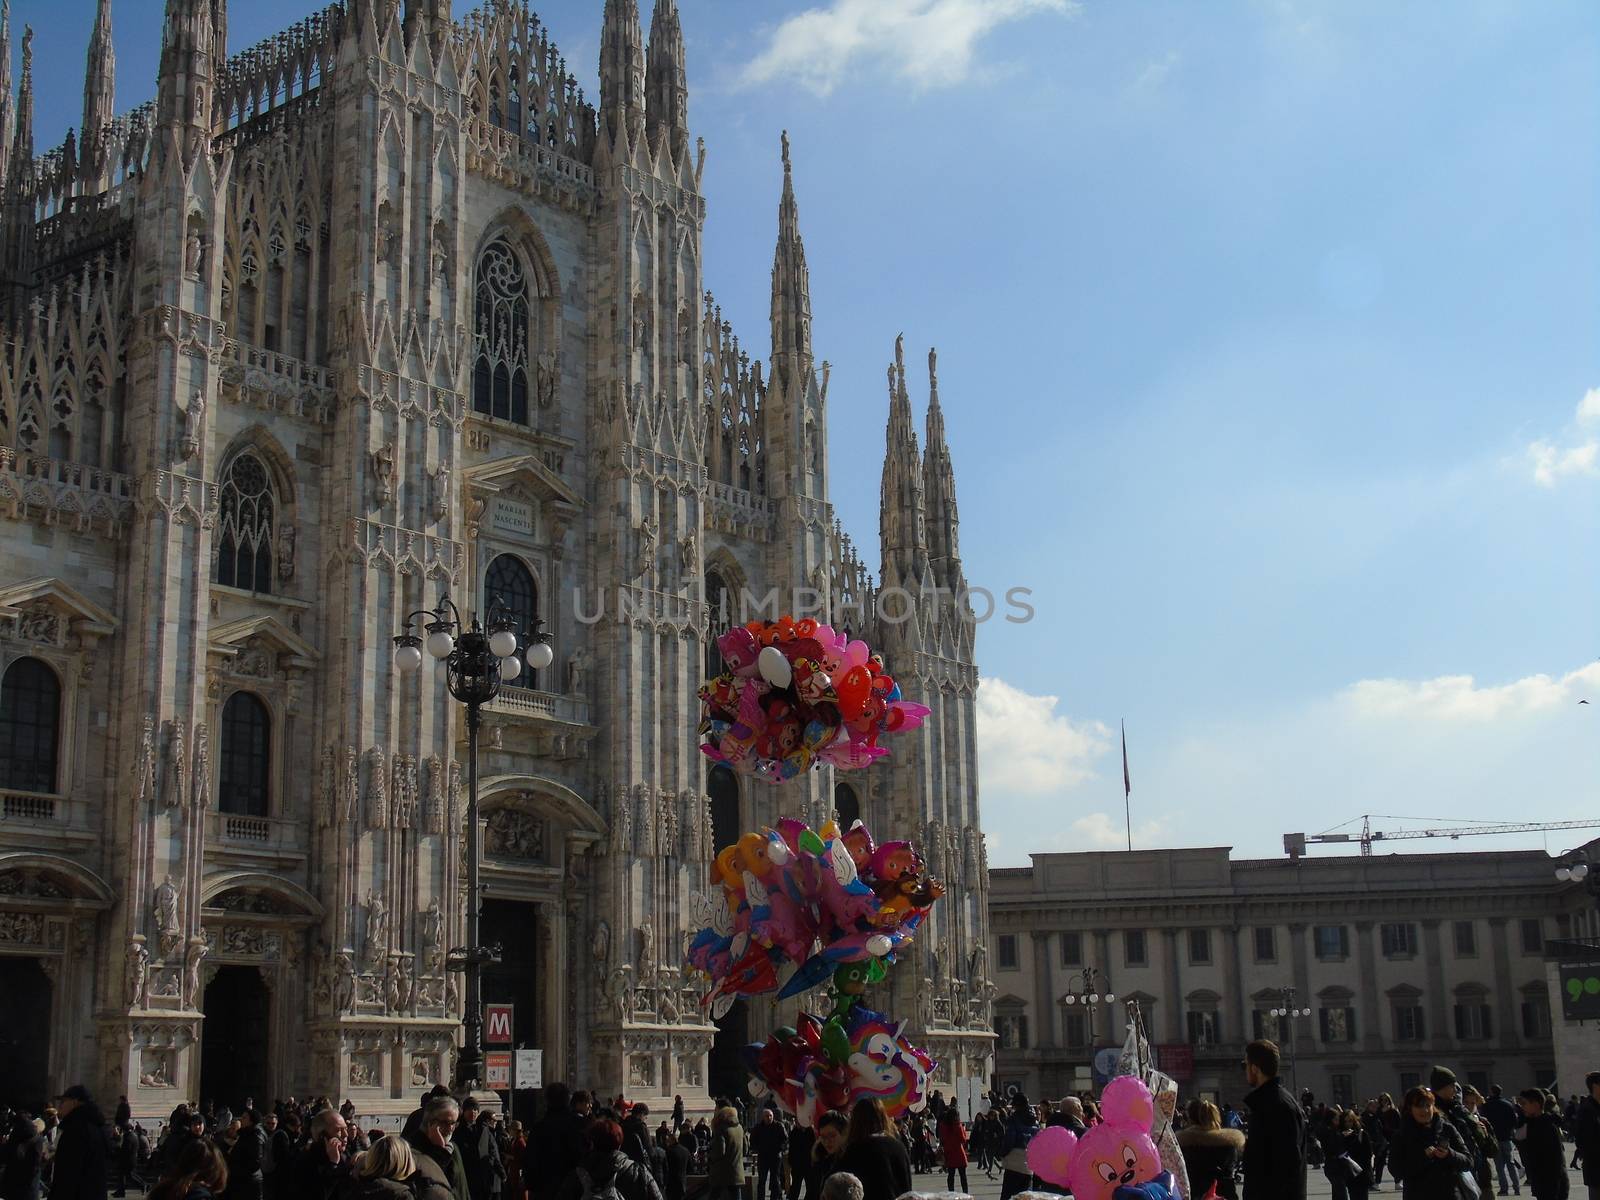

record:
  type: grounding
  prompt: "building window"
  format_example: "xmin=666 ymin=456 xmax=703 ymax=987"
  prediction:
xmin=1454 ymin=1000 xmax=1492 ymax=1041
xmin=1060 ymin=932 xmax=1082 ymax=967
xmin=472 ymin=240 xmax=532 ymax=425
xmin=1186 ymin=1010 xmax=1219 ymax=1047
xmin=215 ymin=452 xmax=276 ymax=593
xmin=1331 ymin=1074 xmax=1355 ymax=1108
xmin=1319 ymin=1006 xmax=1357 ymax=1043
xmin=704 ymin=570 xmax=731 ymax=678
xmin=1453 ymin=921 xmax=1477 ymax=957
xmin=1254 ymin=927 xmax=1277 ymax=963
xmin=707 ymin=766 xmax=739 ymax=854
xmin=1062 ymin=1010 xmax=1089 ymax=1048
xmin=997 ymin=1013 xmax=1029 ymax=1050
xmin=1251 ymin=1009 xmax=1270 ymax=1041
xmin=218 ymin=692 xmax=271 ymax=817
xmin=1521 ymin=998 xmax=1551 ymax=1038
xmin=1394 ymin=1005 xmax=1426 ymax=1042
xmin=1399 ymin=1071 xmax=1421 ymax=1093
xmin=998 ymin=935 xmax=1019 ymax=969
xmin=1521 ymin=919 xmax=1544 ymax=954
xmin=1381 ymin=922 xmax=1419 ymax=958
xmin=1189 ymin=929 xmax=1212 ymax=965
xmin=1315 ymin=925 xmax=1349 ymax=960
xmin=0 ymin=657 xmax=61 ymax=794
xmin=834 ymin=782 xmax=860 ymax=831
xmin=1125 ymin=929 xmax=1147 ymax=966
xmin=485 ymin=555 xmax=540 ymax=689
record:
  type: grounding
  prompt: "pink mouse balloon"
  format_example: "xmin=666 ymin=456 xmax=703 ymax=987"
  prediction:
xmin=1028 ymin=1076 xmax=1162 ymax=1200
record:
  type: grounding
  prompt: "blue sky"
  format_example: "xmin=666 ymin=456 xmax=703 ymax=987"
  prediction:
xmin=12 ymin=0 xmax=1599 ymax=865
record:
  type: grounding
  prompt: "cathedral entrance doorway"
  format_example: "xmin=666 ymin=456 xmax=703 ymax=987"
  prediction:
xmin=200 ymin=966 xmax=271 ymax=1111
xmin=707 ymin=997 xmax=749 ymax=1102
xmin=0 ymin=956 xmax=51 ymax=1109
xmin=482 ymin=899 xmax=543 ymax=1113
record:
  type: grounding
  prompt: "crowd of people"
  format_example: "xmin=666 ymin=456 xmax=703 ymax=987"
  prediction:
xmin=3 ymin=1051 xmax=1597 ymax=1200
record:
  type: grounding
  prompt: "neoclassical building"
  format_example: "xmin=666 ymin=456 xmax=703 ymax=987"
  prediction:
xmin=989 ymin=846 xmax=1596 ymax=1106
xmin=0 ymin=0 xmax=994 ymax=1118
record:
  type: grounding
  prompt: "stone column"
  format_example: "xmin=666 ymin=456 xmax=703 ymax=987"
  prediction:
xmin=1355 ymin=921 xmax=1382 ymax=1052
xmin=1488 ymin=918 xmax=1519 ymax=1051
xmin=1161 ymin=928 xmax=1182 ymax=1043
xmin=539 ymin=900 xmax=564 ymax=1081
xmin=1094 ymin=929 xmax=1113 ymax=999
xmin=1221 ymin=923 xmax=1244 ymax=1045
xmin=1421 ymin=920 xmax=1449 ymax=1053
xmin=1032 ymin=931 xmax=1055 ymax=1048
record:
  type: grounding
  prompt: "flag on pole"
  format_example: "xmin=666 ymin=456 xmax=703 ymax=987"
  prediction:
xmin=1122 ymin=721 xmax=1131 ymax=798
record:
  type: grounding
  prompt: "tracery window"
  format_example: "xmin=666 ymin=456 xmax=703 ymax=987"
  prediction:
xmin=708 ymin=765 xmax=740 ymax=854
xmin=485 ymin=555 xmax=539 ymax=689
xmin=219 ymin=692 xmax=270 ymax=817
xmin=472 ymin=241 xmax=531 ymax=425
xmin=215 ymin=452 xmax=276 ymax=593
xmin=0 ymin=658 xmax=61 ymax=795
xmin=834 ymin=782 xmax=860 ymax=831
xmin=704 ymin=570 xmax=730 ymax=679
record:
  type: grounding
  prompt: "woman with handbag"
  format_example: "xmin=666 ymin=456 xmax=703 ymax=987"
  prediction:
xmin=1323 ymin=1109 xmax=1374 ymax=1200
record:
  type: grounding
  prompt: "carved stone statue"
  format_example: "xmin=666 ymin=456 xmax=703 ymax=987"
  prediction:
xmin=632 ymin=293 xmax=650 ymax=348
xmin=165 ymin=721 xmax=186 ymax=811
xmin=177 ymin=392 xmax=204 ymax=462
xmin=537 ymin=351 xmax=558 ymax=408
xmin=678 ymin=533 xmax=699 ymax=576
xmin=420 ymin=900 xmax=444 ymax=972
xmin=635 ymin=518 xmax=657 ymax=580
xmin=637 ymin=921 xmax=656 ymax=978
xmin=182 ymin=935 xmax=207 ymax=1009
xmin=185 ymin=229 xmax=205 ymax=277
xmin=371 ymin=443 xmax=396 ymax=508
xmin=154 ymin=877 xmax=181 ymax=958
xmin=566 ymin=646 xmax=589 ymax=695
xmin=364 ymin=890 xmax=388 ymax=967
xmin=332 ymin=950 xmax=356 ymax=1012
xmin=429 ymin=464 xmax=450 ymax=524
xmin=126 ymin=938 xmax=150 ymax=1009
xmin=592 ymin=919 xmax=610 ymax=970
xmin=135 ymin=717 xmax=157 ymax=806
xmin=190 ymin=723 xmax=210 ymax=810
xmin=276 ymin=523 xmax=296 ymax=582
xmin=366 ymin=747 xmax=388 ymax=829
xmin=341 ymin=749 xmax=358 ymax=826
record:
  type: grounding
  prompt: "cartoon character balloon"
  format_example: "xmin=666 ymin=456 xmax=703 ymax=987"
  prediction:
xmin=1027 ymin=1077 xmax=1175 ymax=1200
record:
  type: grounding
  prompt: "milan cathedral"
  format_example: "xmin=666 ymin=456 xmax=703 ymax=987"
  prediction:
xmin=0 ymin=0 xmax=993 ymax=1119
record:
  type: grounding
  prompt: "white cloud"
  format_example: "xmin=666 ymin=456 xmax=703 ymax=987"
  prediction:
xmin=1526 ymin=388 xmax=1600 ymax=487
xmin=1341 ymin=662 xmax=1600 ymax=723
xmin=1062 ymin=810 xmax=1167 ymax=850
xmin=737 ymin=0 xmax=1079 ymax=97
xmin=976 ymin=677 xmax=1111 ymax=796
xmin=1133 ymin=50 xmax=1181 ymax=91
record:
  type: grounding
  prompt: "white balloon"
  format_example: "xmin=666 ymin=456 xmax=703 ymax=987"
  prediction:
xmin=866 ymin=934 xmax=893 ymax=957
xmin=758 ymin=646 xmax=793 ymax=688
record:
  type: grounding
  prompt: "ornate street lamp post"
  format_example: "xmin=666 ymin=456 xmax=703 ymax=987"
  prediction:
xmin=1270 ymin=986 xmax=1313 ymax=1097
xmin=1060 ymin=966 xmax=1118 ymax=1047
xmin=395 ymin=592 xmax=553 ymax=1092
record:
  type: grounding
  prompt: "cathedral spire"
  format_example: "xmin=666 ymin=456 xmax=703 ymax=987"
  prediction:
xmin=599 ymin=0 xmax=645 ymax=149
xmin=155 ymin=0 xmax=220 ymax=153
xmin=645 ymin=0 xmax=687 ymax=159
xmin=880 ymin=334 xmax=928 ymax=591
xmin=0 ymin=1 xmax=14 ymax=195
xmin=9 ymin=22 xmax=31 ymax=179
xmin=769 ymin=131 xmax=813 ymax=394
xmin=1 ymin=23 xmax=34 ymax=302
xmin=922 ymin=348 xmax=963 ymax=590
xmin=82 ymin=0 xmax=116 ymax=163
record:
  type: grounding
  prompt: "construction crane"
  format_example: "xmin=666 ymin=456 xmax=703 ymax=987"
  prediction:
xmin=1284 ymin=814 xmax=1600 ymax=859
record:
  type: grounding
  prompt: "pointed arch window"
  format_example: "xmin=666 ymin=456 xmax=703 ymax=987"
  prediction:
xmin=834 ymin=782 xmax=860 ymax=831
xmin=473 ymin=241 xmax=531 ymax=426
xmin=0 ymin=658 xmax=61 ymax=795
xmin=486 ymin=554 xmax=540 ymax=689
xmin=708 ymin=765 xmax=740 ymax=854
xmin=215 ymin=452 xmax=276 ymax=593
xmin=704 ymin=570 xmax=731 ymax=679
xmin=219 ymin=692 xmax=271 ymax=817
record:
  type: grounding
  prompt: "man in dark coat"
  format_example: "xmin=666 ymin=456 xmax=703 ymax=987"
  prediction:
xmin=527 ymin=1085 xmax=589 ymax=1200
xmin=1240 ymin=1040 xmax=1306 ymax=1200
xmin=749 ymin=1108 xmax=787 ymax=1200
xmin=622 ymin=1103 xmax=654 ymax=1168
xmin=1576 ymin=1071 xmax=1600 ymax=1200
xmin=410 ymin=1095 xmax=471 ymax=1200
xmin=1482 ymin=1085 xmax=1523 ymax=1197
xmin=48 ymin=1085 xmax=111 ymax=1200
xmin=1430 ymin=1067 xmax=1487 ymax=1179
xmin=227 ymin=1107 xmax=269 ymax=1200
xmin=289 ymin=1106 xmax=356 ymax=1200
xmin=453 ymin=1098 xmax=506 ymax=1200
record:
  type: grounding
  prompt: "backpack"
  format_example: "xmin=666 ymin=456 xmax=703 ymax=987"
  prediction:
xmin=577 ymin=1165 xmax=629 ymax=1200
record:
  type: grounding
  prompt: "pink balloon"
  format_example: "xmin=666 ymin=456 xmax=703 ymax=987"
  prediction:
xmin=1026 ymin=1125 xmax=1079 ymax=1187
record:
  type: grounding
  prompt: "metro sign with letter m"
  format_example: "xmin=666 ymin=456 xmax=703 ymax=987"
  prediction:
xmin=485 ymin=1004 xmax=514 ymax=1046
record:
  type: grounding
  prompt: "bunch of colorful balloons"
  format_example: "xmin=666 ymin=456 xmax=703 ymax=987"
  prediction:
xmin=698 ymin=617 xmax=930 ymax=784
xmin=686 ymin=817 xmax=942 ymax=1123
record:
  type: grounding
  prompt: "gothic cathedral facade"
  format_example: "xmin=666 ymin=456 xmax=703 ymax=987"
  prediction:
xmin=0 ymin=0 xmax=994 ymax=1118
